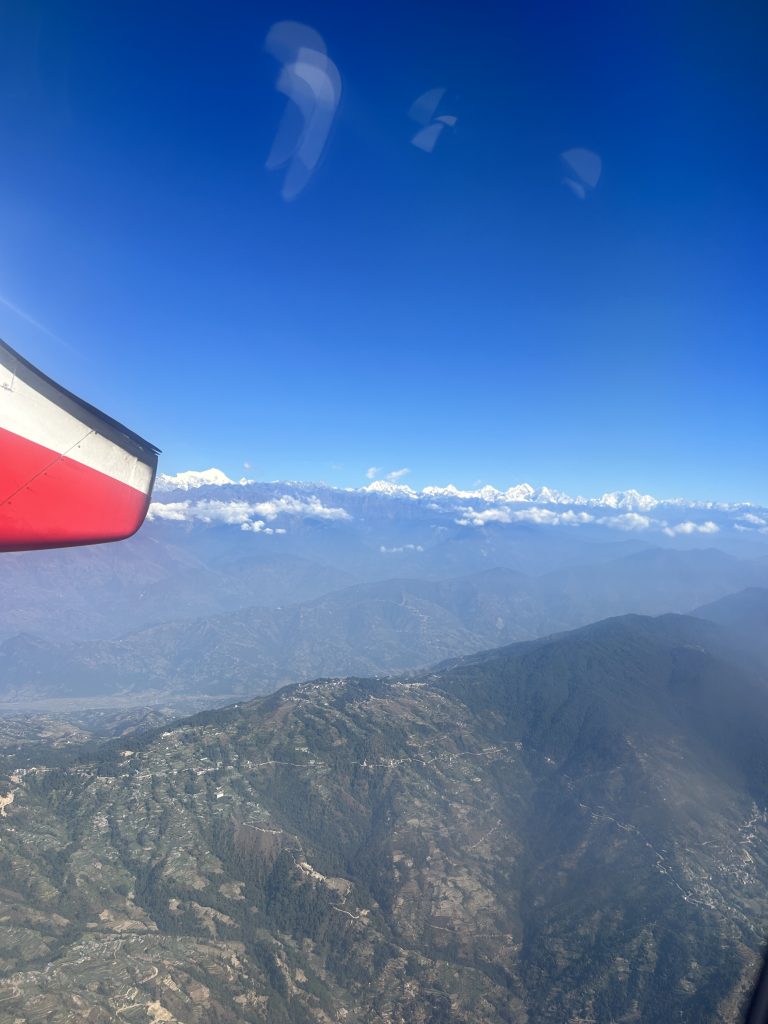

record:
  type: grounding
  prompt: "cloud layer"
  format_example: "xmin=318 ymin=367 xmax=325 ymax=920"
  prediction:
xmin=148 ymin=493 xmax=350 ymax=534
xmin=149 ymin=469 xmax=764 ymax=540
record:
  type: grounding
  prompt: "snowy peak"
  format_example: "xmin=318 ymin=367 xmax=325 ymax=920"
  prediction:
xmin=421 ymin=483 xmax=546 ymax=503
xmin=362 ymin=480 xmax=418 ymax=499
xmin=155 ymin=468 xmax=236 ymax=492
xmin=421 ymin=484 xmax=502 ymax=501
xmin=145 ymin=470 xmax=766 ymax=539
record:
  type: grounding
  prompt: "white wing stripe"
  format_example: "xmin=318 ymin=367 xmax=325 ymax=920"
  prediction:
xmin=0 ymin=368 xmax=154 ymax=494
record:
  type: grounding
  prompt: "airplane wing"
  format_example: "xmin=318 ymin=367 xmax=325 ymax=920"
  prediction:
xmin=0 ymin=339 xmax=159 ymax=552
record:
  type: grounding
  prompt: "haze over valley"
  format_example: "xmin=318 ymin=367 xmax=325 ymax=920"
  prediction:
xmin=2 ymin=473 xmax=767 ymax=706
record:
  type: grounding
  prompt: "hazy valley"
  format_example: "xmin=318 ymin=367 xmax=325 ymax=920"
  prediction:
xmin=1 ymin=478 xmax=767 ymax=705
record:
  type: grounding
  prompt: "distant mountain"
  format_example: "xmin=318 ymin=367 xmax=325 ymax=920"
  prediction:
xmin=2 ymin=612 xmax=767 ymax=1020
xmin=148 ymin=474 xmax=768 ymax=551
xmin=155 ymin=467 xmax=237 ymax=490
xmin=0 ymin=568 xmax=543 ymax=702
xmin=694 ymin=585 xmax=768 ymax=630
xmin=3 ymin=473 xmax=766 ymax=650
xmin=692 ymin=587 xmax=768 ymax=663
xmin=534 ymin=546 xmax=768 ymax=625
xmin=153 ymin=469 xmax=761 ymax=518
xmin=3 ymin=553 xmax=768 ymax=704
xmin=0 ymin=536 xmax=357 ymax=643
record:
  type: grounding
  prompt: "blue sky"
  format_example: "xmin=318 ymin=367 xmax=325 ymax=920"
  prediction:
xmin=0 ymin=1 xmax=765 ymax=503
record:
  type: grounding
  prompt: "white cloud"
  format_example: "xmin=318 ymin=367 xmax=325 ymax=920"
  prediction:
xmin=508 ymin=507 xmax=559 ymax=525
xmin=596 ymin=513 xmax=653 ymax=531
xmin=380 ymin=543 xmax=424 ymax=554
xmin=248 ymin=495 xmax=350 ymax=521
xmin=456 ymin=506 xmax=593 ymax=528
xmin=202 ymin=501 xmax=258 ymax=525
xmin=456 ymin=506 xmax=725 ymax=535
xmin=386 ymin=467 xmax=410 ymax=481
xmin=241 ymin=522 xmax=289 ymax=535
xmin=737 ymin=513 xmax=767 ymax=527
xmin=593 ymin=490 xmax=659 ymax=512
xmin=150 ymin=499 xmax=258 ymax=526
xmin=147 ymin=502 xmax=191 ymax=522
xmin=366 ymin=466 xmax=381 ymax=480
xmin=148 ymin=494 xmax=350 ymax=531
xmin=558 ymin=510 xmax=595 ymax=526
xmin=455 ymin=507 xmax=511 ymax=527
xmin=662 ymin=520 xmax=720 ymax=537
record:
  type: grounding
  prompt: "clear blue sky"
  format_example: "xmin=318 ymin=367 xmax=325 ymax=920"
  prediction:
xmin=0 ymin=1 xmax=765 ymax=502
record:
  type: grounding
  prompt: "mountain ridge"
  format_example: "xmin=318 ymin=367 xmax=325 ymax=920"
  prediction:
xmin=2 ymin=610 xmax=767 ymax=1021
xmin=2 ymin=551 xmax=767 ymax=704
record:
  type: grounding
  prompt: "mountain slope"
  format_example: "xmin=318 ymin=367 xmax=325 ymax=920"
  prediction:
xmin=534 ymin=547 xmax=768 ymax=626
xmin=692 ymin=587 xmax=768 ymax=663
xmin=1 ymin=613 xmax=767 ymax=1021
xmin=0 ymin=569 xmax=537 ymax=701
xmin=0 ymin=535 xmax=358 ymax=643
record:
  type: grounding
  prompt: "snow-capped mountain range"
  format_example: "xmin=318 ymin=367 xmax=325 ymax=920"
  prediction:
xmin=149 ymin=469 xmax=768 ymax=541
